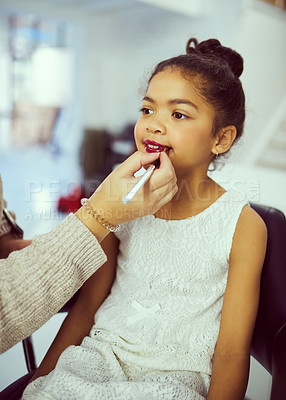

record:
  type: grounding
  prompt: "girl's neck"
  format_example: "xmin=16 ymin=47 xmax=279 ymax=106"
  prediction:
xmin=155 ymin=170 xmax=226 ymax=220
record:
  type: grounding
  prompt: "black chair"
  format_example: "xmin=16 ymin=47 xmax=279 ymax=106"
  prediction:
xmin=1 ymin=204 xmax=286 ymax=400
xmin=249 ymin=203 xmax=286 ymax=399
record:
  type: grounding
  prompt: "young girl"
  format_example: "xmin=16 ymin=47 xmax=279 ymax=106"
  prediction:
xmin=23 ymin=38 xmax=267 ymax=400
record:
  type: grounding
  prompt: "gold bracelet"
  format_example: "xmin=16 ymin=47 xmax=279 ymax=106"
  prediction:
xmin=80 ymin=198 xmax=120 ymax=233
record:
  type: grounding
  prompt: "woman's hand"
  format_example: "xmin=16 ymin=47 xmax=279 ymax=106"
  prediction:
xmin=89 ymin=151 xmax=177 ymax=225
xmin=75 ymin=151 xmax=177 ymax=240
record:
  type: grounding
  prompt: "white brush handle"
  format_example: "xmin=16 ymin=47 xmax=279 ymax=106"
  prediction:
xmin=122 ymin=165 xmax=156 ymax=204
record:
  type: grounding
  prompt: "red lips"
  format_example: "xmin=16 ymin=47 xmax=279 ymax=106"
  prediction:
xmin=144 ymin=139 xmax=170 ymax=153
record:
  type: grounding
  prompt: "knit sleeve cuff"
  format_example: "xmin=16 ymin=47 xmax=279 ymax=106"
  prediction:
xmin=40 ymin=213 xmax=108 ymax=286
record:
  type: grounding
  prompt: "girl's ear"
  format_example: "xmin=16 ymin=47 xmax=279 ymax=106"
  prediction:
xmin=212 ymin=125 xmax=237 ymax=156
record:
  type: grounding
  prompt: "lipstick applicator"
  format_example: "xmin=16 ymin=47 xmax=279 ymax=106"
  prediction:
xmin=122 ymin=158 xmax=160 ymax=205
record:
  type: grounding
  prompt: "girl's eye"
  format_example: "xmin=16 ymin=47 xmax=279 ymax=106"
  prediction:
xmin=140 ymin=107 xmax=153 ymax=115
xmin=173 ymin=112 xmax=188 ymax=120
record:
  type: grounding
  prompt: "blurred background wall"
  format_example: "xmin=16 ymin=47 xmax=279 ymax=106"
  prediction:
xmin=0 ymin=0 xmax=285 ymax=399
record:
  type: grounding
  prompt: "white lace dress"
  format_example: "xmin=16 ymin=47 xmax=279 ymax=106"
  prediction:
xmin=23 ymin=189 xmax=248 ymax=400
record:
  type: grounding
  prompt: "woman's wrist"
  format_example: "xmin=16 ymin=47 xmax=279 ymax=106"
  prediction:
xmin=80 ymin=198 xmax=120 ymax=232
xmin=87 ymin=198 xmax=146 ymax=226
xmin=75 ymin=206 xmax=111 ymax=242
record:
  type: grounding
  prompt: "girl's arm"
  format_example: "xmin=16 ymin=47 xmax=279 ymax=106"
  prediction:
xmin=207 ymin=205 xmax=267 ymax=400
xmin=29 ymin=232 xmax=119 ymax=382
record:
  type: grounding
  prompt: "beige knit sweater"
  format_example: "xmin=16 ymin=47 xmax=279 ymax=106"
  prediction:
xmin=0 ymin=175 xmax=107 ymax=354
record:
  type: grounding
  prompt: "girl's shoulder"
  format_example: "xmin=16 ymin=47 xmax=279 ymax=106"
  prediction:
xmin=227 ymin=203 xmax=267 ymax=276
xmin=233 ymin=204 xmax=267 ymax=241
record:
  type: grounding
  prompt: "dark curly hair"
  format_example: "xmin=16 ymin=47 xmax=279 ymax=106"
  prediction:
xmin=148 ymin=38 xmax=245 ymax=164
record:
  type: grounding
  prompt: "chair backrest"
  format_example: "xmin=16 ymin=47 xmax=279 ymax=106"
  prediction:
xmin=250 ymin=203 xmax=286 ymax=374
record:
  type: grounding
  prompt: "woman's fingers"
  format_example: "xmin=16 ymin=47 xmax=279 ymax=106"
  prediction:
xmin=116 ymin=151 xmax=160 ymax=177
xmin=148 ymin=151 xmax=177 ymax=191
xmin=153 ymin=181 xmax=178 ymax=212
xmin=121 ymin=151 xmax=177 ymax=212
xmin=146 ymin=178 xmax=178 ymax=214
xmin=87 ymin=150 xmax=177 ymax=225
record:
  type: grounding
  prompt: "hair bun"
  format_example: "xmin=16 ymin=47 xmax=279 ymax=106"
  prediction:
xmin=186 ymin=38 xmax=243 ymax=78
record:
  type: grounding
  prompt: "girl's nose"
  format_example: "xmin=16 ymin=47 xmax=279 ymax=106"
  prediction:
xmin=146 ymin=120 xmax=166 ymax=135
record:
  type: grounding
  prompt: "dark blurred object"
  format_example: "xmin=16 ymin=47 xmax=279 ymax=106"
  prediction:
xmin=79 ymin=128 xmax=111 ymax=183
xmin=56 ymin=125 xmax=135 ymax=213
xmin=57 ymin=128 xmax=110 ymax=213
xmin=80 ymin=125 xmax=135 ymax=191
xmin=0 ymin=370 xmax=35 ymax=400
xmin=107 ymin=123 xmax=136 ymax=170
xmin=270 ymin=323 xmax=286 ymax=399
xmin=250 ymin=203 xmax=286 ymax=400
xmin=2 ymin=208 xmax=24 ymax=237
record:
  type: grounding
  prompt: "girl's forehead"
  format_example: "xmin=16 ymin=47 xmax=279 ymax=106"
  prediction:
xmin=147 ymin=69 xmax=197 ymax=95
xmin=148 ymin=68 xmax=195 ymax=92
xmin=146 ymin=69 xmax=210 ymax=111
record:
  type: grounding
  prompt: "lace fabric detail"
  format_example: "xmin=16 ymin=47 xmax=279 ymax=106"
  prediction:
xmin=23 ymin=189 xmax=247 ymax=399
xmin=23 ymin=338 xmax=210 ymax=399
xmin=91 ymin=189 xmax=247 ymax=372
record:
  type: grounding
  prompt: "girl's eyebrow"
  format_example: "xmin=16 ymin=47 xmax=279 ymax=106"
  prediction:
xmin=169 ymin=98 xmax=198 ymax=111
xmin=142 ymin=96 xmax=155 ymax=103
xmin=142 ymin=96 xmax=198 ymax=111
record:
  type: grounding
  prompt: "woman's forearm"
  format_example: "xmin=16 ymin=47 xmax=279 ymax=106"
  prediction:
xmin=0 ymin=214 xmax=107 ymax=354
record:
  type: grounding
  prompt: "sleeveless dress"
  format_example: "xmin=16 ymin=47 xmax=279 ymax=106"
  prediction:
xmin=23 ymin=188 xmax=248 ymax=400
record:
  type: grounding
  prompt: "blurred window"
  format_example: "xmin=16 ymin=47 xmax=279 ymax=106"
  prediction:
xmin=0 ymin=13 xmax=74 ymax=149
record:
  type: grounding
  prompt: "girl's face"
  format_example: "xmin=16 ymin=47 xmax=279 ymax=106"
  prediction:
xmin=134 ymin=68 xmax=216 ymax=177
